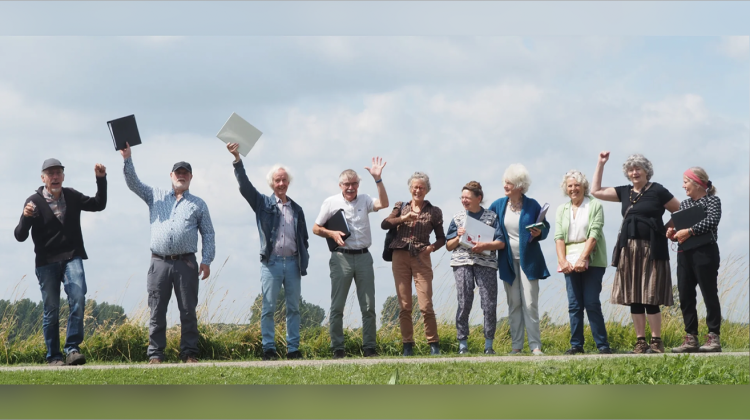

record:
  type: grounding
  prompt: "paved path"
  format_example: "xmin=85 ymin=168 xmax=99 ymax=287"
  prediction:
xmin=0 ymin=351 xmax=746 ymax=372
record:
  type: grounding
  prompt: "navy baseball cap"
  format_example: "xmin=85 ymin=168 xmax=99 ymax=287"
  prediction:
xmin=171 ymin=161 xmax=192 ymax=173
xmin=41 ymin=158 xmax=65 ymax=171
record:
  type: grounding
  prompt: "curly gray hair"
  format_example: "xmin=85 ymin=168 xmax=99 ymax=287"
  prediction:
xmin=560 ymin=169 xmax=590 ymax=197
xmin=407 ymin=171 xmax=431 ymax=193
xmin=622 ymin=153 xmax=654 ymax=181
xmin=503 ymin=164 xmax=531 ymax=194
xmin=266 ymin=165 xmax=293 ymax=188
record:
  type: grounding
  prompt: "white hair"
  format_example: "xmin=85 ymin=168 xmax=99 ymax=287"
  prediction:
xmin=560 ymin=169 xmax=590 ymax=196
xmin=407 ymin=171 xmax=431 ymax=193
xmin=266 ymin=164 xmax=293 ymax=188
xmin=503 ymin=163 xmax=531 ymax=194
xmin=622 ymin=154 xmax=654 ymax=181
xmin=338 ymin=169 xmax=361 ymax=184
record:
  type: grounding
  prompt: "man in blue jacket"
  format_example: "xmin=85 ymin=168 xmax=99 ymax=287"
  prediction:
xmin=226 ymin=142 xmax=310 ymax=360
xmin=14 ymin=158 xmax=107 ymax=366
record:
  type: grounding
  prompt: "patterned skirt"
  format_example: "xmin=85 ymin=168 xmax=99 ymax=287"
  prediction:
xmin=611 ymin=239 xmax=674 ymax=306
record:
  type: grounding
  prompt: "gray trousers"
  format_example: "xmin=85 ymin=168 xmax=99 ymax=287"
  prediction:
xmin=147 ymin=254 xmax=200 ymax=361
xmin=503 ymin=258 xmax=541 ymax=351
xmin=329 ymin=251 xmax=377 ymax=351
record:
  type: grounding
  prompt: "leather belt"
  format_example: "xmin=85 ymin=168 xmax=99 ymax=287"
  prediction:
xmin=334 ymin=248 xmax=368 ymax=255
xmin=152 ymin=253 xmax=194 ymax=261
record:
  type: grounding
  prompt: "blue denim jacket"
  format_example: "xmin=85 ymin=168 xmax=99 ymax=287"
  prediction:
xmin=233 ymin=160 xmax=310 ymax=276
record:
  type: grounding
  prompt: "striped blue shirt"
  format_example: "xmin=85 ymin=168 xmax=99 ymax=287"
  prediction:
xmin=123 ymin=157 xmax=215 ymax=265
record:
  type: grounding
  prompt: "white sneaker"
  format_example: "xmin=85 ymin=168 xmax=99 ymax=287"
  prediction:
xmin=532 ymin=348 xmax=544 ymax=356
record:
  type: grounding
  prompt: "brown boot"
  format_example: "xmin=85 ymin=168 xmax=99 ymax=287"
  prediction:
xmin=646 ymin=337 xmax=664 ymax=354
xmin=671 ymin=334 xmax=699 ymax=353
xmin=699 ymin=333 xmax=722 ymax=353
xmin=629 ymin=337 xmax=649 ymax=354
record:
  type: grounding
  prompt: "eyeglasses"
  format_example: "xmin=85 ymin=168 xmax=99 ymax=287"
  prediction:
xmin=341 ymin=182 xmax=359 ymax=188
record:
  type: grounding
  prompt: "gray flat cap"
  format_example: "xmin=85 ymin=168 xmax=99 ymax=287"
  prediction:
xmin=41 ymin=158 xmax=65 ymax=171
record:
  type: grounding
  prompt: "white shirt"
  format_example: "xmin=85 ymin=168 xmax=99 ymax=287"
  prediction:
xmin=315 ymin=193 xmax=376 ymax=250
xmin=567 ymin=197 xmax=590 ymax=243
xmin=504 ymin=202 xmax=521 ymax=260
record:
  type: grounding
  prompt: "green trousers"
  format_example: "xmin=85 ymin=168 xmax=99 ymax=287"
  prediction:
xmin=328 ymin=251 xmax=377 ymax=351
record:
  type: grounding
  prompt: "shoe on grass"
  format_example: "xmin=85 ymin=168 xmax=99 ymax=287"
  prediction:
xmin=646 ymin=337 xmax=664 ymax=354
xmin=508 ymin=349 xmax=522 ymax=356
xmin=363 ymin=348 xmax=379 ymax=357
xmin=699 ymin=332 xmax=722 ymax=353
xmin=262 ymin=349 xmax=279 ymax=361
xmin=563 ymin=346 xmax=584 ymax=355
xmin=47 ymin=359 xmax=65 ymax=367
xmin=629 ymin=338 xmax=649 ymax=354
xmin=402 ymin=343 xmax=414 ymax=357
xmin=598 ymin=347 xmax=613 ymax=354
xmin=287 ymin=350 xmax=303 ymax=360
xmin=184 ymin=356 xmax=199 ymax=363
xmin=429 ymin=342 xmax=441 ymax=355
xmin=484 ymin=348 xmax=496 ymax=355
xmin=671 ymin=334 xmax=700 ymax=353
xmin=148 ymin=358 xmax=163 ymax=365
xmin=66 ymin=350 xmax=86 ymax=366
xmin=332 ymin=349 xmax=346 ymax=359
xmin=532 ymin=348 xmax=544 ymax=356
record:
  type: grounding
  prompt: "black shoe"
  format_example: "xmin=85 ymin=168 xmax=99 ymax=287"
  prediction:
xmin=66 ymin=350 xmax=86 ymax=366
xmin=402 ymin=343 xmax=414 ymax=357
xmin=287 ymin=350 xmax=302 ymax=360
xmin=458 ymin=348 xmax=469 ymax=355
xmin=332 ymin=349 xmax=346 ymax=359
xmin=429 ymin=342 xmax=441 ymax=355
xmin=363 ymin=348 xmax=379 ymax=357
xmin=598 ymin=347 xmax=613 ymax=354
xmin=262 ymin=349 xmax=279 ymax=361
xmin=563 ymin=347 xmax=585 ymax=355
xmin=484 ymin=348 xmax=496 ymax=355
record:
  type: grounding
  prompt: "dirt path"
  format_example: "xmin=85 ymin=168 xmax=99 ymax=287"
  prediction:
xmin=0 ymin=351 xmax=746 ymax=372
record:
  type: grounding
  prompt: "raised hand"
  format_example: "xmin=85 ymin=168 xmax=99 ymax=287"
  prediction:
xmin=23 ymin=201 xmax=37 ymax=218
xmin=227 ymin=142 xmax=240 ymax=160
xmin=599 ymin=151 xmax=610 ymax=165
xmin=364 ymin=156 xmax=387 ymax=180
xmin=94 ymin=163 xmax=107 ymax=177
xmin=120 ymin=142 xmax=131 ymax=159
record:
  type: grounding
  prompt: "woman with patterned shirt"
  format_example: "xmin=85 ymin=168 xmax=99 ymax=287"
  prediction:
xmin=592 ymin=152 xmax=681 ymax=355
xmin=668 ymin=167 xmax=723 ymax=353
xmin=381 ymin=172 xmax=446 ymax=356
xmin=445 ymin=181 xmax=505 ymax=355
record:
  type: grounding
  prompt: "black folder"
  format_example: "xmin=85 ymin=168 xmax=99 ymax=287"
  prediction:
xmin=107 ymin=115 xmax=142 ymax=151
xmin=670 ymin=205 xmax=714 ymax=251
xmin=323 ymin=209 xmax=352 ymax=252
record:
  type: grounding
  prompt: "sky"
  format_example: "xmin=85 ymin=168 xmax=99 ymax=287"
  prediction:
xmin=0 ymin=7 xmax=748 ymax=328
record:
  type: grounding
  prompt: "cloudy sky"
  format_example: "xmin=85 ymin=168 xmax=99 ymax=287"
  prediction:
xmin=1 ymin=11 xmax=748 ymax=327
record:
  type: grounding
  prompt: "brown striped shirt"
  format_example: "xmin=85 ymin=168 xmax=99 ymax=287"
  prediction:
xmin=381 ymin=200 xmax=446 ymax=257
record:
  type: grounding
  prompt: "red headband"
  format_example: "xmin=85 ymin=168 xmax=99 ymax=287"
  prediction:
xmin=684 ymin=169 xmax=708 ymax=189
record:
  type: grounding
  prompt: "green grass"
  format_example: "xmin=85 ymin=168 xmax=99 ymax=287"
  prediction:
xmin=0 ymin=355 xmax=746 ymax=385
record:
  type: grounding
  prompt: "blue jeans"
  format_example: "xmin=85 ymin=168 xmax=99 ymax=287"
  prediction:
xmin=565 ymin=266 xmax=610 ymax=350
xmin=34 ymin=257 xmax=87 ymax=361
xmin=260 ymin=255 xmax=301 ymax=352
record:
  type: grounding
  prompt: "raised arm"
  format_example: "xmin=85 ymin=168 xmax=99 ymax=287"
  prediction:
xmin=365 ymin=157 xmax=389 ymax=211
xmin=120 ymin=143 xmax=154 ymax=205
xmin=14 ymin=201 xmax=36 ymax=242
xmin=79 ymin=164 xmax=108 ymax=212
xmin=591 ymin=151 xmax=620 ymax=202
xmin=228 ymin=142 xmax=265 ymax=212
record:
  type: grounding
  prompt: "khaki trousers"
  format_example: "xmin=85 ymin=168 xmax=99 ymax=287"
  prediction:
xmin=391 ymin=249 xmax=439 ymax=343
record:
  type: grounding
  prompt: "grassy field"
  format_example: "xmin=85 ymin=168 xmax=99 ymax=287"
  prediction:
xmin=0 ymin=354 xmax=746 ymax=385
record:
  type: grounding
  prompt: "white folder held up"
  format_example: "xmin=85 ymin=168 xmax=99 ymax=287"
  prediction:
xmin=216 ymin=112 xmax=263 ymax=157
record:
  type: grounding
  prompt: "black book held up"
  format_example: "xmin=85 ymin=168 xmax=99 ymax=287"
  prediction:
xmin=670 ymin=205 xmax=714 ymax=251
xmin=107 ymin=115 xmax=142 ymax=151
xmin=323 ymin=209 xmax=352 ymax=252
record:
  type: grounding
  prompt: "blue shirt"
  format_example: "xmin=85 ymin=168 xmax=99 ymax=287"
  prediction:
xmin=124 ymin=157 xmax=215 ymax=266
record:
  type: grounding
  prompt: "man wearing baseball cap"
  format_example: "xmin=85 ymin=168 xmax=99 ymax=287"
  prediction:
xmin=14 ymin=158 xmax=107 ymax=366
xmin=119 ymin=143 xmax=215 ymax=364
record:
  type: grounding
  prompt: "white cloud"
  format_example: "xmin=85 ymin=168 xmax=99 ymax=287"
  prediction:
xmin=717 ymin=36 xmax=749 ymax=60
xmin=638 ymin=94 xmax=709 ymax=130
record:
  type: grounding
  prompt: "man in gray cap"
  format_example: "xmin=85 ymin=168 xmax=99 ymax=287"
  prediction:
xmin=14 ymin=158 xmax=107 ymax=366
xmin=119 ymin=143 xmax=215 ymax=364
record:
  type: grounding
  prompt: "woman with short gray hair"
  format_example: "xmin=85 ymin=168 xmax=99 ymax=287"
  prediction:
xmin=592 ymin=151 xmax=680 ymax=355
xmin=381 ymin=171 xmax=445 ymax=356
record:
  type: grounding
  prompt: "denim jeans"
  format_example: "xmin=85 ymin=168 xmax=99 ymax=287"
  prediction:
xmin=565 ymin=266 xmax=610 ymax=350
xmin=34 ymin=257 xmax=87 ymax=362
xmin=260 ymin=255 xmax=301 ymax=352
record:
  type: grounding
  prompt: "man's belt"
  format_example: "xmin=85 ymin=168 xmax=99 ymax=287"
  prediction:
xmin=152 ymin=253 xmax=195 ymax=261
xmin=334 ymin=248 xmax=368 ymax=255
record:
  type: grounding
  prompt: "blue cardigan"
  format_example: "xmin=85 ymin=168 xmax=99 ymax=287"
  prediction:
xmin=488 ymin=196 xmax=551 ymax=285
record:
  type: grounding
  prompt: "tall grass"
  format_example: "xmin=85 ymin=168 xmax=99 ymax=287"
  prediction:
xmin=1 ymin=254 xmax=747 ymax=364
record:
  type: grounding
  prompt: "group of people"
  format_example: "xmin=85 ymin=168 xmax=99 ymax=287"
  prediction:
xmin=14 ymin=142 xmax=723 ymax=366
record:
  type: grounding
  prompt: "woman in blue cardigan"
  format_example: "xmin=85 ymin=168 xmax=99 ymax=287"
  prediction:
xmin=489 ymin=164 xmax=551 ymax=355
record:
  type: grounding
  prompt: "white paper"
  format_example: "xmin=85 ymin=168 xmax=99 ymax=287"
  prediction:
xmin=459 ymin=214 xmax=496 ymax=256
xmin=216 ymin=112 xmax=263 ymax=157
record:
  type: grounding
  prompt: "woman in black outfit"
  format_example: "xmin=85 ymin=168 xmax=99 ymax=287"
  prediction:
xmin=668 ymin=167 xmax=722 ymax=353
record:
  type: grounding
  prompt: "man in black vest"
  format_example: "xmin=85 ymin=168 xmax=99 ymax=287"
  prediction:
xmin=14 ymin=158 xmax=107 ymax=366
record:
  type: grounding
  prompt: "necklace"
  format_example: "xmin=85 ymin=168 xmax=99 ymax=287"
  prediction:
xmin=629 ymin=185 xmax=648 ymax=204
xmin=509 ymin=199 xmax=522 ymax=214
